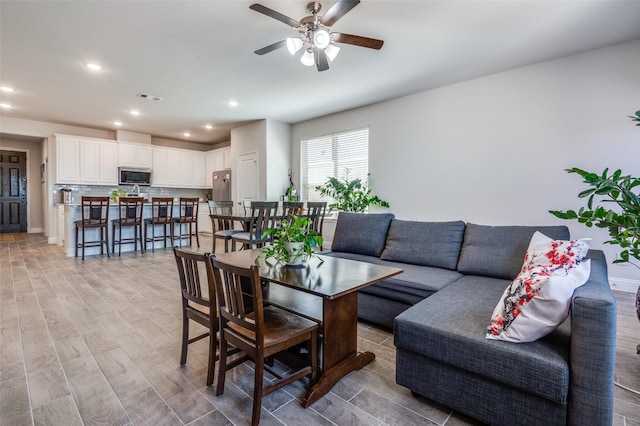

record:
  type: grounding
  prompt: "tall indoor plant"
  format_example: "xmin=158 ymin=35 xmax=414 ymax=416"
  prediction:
xmin=315 ymin=168 xmax=389 ymax=212
xmin=550 ymin=110 xmax=640 ymax=355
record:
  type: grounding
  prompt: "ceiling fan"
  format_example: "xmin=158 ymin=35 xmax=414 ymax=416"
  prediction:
xmin=250 ymin=0 xmax=384 ymax=72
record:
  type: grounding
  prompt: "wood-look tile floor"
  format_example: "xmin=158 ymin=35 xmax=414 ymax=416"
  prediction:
xmin=1 ymin=233 xmax=639 ymax=426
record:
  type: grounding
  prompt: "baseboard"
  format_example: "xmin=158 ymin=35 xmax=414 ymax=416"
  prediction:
xmin=48 ymin=237 xmax=57 ymax=244
xmin=609 ymin=276 xmax=640 ymax=293
xmin=28 ymin=228 xmax=42 ymax=233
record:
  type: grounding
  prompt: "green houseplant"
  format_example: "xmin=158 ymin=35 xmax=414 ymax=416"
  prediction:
xmin=259 ymin=215 xmax=323 ymax=266
xmin=549 ymin=167 xmax=640 ymax=268
xmin=110 ymin=188 xmax=127 ymax=202
xmin=315 ymin=169 xmax=389 ymax=213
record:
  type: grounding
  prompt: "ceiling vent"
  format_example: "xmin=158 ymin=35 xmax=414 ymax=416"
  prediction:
xmin=136 ymin=92 xmax=162 ymax=101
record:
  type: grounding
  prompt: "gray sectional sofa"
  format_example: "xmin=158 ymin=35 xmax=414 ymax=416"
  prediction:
xmin=324 ymin=212 xmax=617 ymax=426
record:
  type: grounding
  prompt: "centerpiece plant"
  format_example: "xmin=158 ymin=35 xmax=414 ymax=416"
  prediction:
xmin=259 ymin=215 xmax=323 ymax=266
xmin=315 ymin=168 xmax=389 ymax=212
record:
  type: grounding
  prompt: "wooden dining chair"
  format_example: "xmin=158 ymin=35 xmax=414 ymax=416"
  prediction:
xmin=306 ymin=201 xmax=327 ymax=249
xmin=144 ymin=197 xmax=174 ymax=252
xmin=111 ymin=196 xmax=145 ymax=256
xmin=208 ymin=200 xmax=241 ymax=253
xmin=172 ymin=197 xmax=200 ymax=248
xmin=173 ymin=247 xmax=218 ymax=386
xmin=282 ymin=201 xmax=303 ymax=220
xmin=209 ymin=255 xmax=318 ymax=426
xmin=74 ymin=196 xmax=110 ymax=260
xmin=231 ymin=201 xmax=278 ymax=250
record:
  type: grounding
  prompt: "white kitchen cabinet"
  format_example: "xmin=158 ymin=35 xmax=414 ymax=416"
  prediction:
xmin=192 ymin=154 xmax=205 ymax=187
xmin=56 ymin=136 xmax=80 ymax=184
xmin=222 ymin=147 xmax=232 ymax=169
xmin=119 ymin=142 xmax=153 ymax=168
xmin=99 ymin=141 xmax=118 ymax=184
xmin=176 ymin=151 xmax=192 ymax=187
xmin=79 ymin=139 xmax=100 ymax=183
xmin=55 ymin=135 xmax=120 ymax=185
xmin=205 ymin=150 xmax=216 ymax=187
xmin=198 ymin=202 xmax=212 ymax=234
xmin=152 ymin=147 xmax=169 ymax=186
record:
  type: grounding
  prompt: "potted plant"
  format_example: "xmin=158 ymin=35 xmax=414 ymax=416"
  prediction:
xmin=315 ymin=168 xmax=389 ymax=213
xmin=550 ymin=110 xmax=640 ymax=355
xmin=259 ymin=215 xmax=323 ymax=266
xmin=110 ymin=188 xmax=127 ymax=203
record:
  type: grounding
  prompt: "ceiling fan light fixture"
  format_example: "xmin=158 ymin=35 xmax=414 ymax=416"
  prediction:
xmin=325 ymin=43 xmax=340 ymax=62
xmin=300 ymin=48 xmax=315 ymax=66
xmin=286 ymin=37 xmax=303 ymax=55
xmin=313 ymin=29 xmax=330 ymax=49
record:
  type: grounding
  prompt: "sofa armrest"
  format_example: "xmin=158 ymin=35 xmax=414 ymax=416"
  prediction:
xmin=568 ymin=250 xmax=616 ymax=426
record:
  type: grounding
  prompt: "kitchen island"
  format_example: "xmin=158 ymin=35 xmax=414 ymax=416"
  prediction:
xmin=57 ymin=201 xmax=211 ymax=257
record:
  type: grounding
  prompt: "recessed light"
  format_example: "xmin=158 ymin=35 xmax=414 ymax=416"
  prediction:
xmin=130 ymin=110 xmax=140 ymax=116
xmin=113 ymin=121 xmax=123 ymax=126
xmin=0 ymin=103 xmax=12 ymax=109
xmin=183 ymin=132 xmax=191 ymax=137
xmin=227 ymin=100 xmax=239 ymax=108
xmin=85 ymin=62 xmax=103 ymax=71
xmin=204 ymin=124 xmax=213 ymax=130
xmin=0 ymin=86 xmax=15 ymax=93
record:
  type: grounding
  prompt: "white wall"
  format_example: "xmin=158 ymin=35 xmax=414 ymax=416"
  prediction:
xmin=266 ymin=119 xmax=292 ymax=200
xmin=292 ymin=39 xmax=640 ymax=283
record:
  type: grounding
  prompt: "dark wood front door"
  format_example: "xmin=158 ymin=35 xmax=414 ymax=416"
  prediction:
xmin=0 ymin=150 xmax=28 ymax=233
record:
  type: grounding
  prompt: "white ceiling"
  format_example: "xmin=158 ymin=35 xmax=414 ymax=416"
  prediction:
xmin=2 ymin=1 xmax=640 ymax=145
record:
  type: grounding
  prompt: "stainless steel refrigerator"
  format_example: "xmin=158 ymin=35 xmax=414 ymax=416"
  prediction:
xmin=212 ymin=169 xmax=232 ymax=201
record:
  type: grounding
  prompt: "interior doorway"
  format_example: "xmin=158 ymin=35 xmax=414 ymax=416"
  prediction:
xmin=0 ymin=150 xmax=28 ymax=233
xmin=236 ymin=152 xmax=258 ymax=213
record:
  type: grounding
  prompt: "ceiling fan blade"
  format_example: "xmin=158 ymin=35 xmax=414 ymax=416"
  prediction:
xmin=332 ymin=32 xmax=384 ymax=50
xmin=250 ymin=3 xmax=301 ymax=28
xmin=315 ymin=48 xmax=329 ymax=72
xmin=320 ymin=0 xmax=360 ymax=27
xmin=254 ymin=40 xmax=287 ymax=55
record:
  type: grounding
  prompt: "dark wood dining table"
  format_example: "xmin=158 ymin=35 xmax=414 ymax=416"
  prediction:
xmin=211 ymin=248 xmax=403 ymax=407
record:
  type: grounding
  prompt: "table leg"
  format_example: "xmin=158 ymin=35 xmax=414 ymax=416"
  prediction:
xmin=302 ymin=292 xmax=375 ymax=408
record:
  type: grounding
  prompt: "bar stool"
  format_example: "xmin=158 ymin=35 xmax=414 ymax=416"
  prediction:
xmin=74 ymin=196 xmax=110 ymax=260
xmin=172 ymin=197 xmax=200 ymax=248
xmin=144 ymin=197 xmax=174 ymax=252
xmin=111 ymin=197 xmax=145 ymax=256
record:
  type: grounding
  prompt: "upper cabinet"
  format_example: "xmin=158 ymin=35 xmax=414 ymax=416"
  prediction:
xmin=151 ymin=146 xmax=208 ymax=189
xmin=204 ymin=147 xmax=231 ymax=187
xmin=118 ymin=142 xmax=153 ymax=168
xmin=55 ymin=135 xmax=119 ymax=185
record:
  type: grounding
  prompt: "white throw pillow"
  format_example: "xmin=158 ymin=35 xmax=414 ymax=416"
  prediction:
xmin=486 ymin=231 xmax=591 ymax=343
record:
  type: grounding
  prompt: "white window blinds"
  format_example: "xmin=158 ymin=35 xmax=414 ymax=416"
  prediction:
xmin=300 ymin=127 xmax=369 ymax=203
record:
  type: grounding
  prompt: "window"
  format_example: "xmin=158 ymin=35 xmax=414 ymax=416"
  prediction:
xmin=300 ymin=127 xmax=369 ymax=203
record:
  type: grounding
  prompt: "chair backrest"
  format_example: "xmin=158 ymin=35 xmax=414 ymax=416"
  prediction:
xmin=249 ymin=201 xmax=278 ymax=240
xmin=282 ymin=201 xmax=303 ymax=220
xmin=117 ymin=197 xmax=144 ymax=224
xmin=151 ymin=197 xmax=174 ymax=224
xmin=209 ymin=255 xmax=263 ymax=345
xmin=306 ymin=201 xmax=327 ymax=235
xmin=209 ymin=200 xmax=236 ymax=232
xmin=179 ymin=198 xmax=199 ymax=221
xmin=173 ymin=247 xmax=214 ymax=310
xmin=81 ymin=196 xmax=110 ymax=224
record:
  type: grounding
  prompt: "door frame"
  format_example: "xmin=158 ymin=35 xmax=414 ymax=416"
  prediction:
xmin=0 ymin=147 xmax=31 ymax=232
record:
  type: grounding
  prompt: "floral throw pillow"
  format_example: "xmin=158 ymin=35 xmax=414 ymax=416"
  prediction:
xmin=486 ymin=231 xmax=591 ymax=343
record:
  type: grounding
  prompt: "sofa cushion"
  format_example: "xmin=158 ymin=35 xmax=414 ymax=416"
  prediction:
xmin=487 ymin=232 xmax=591 ymax=342
xmin=380 ymin=220 xmax=465 ymax=270
xmin=324 ymin=251 xmax=463 ymax=295
xmin=331 ymin=212 xmax=395 ymax=256
xmin=456 ymin=224 xmax=570 ymax=280
xmin=394 ymin=275 xmax=571 ymax=404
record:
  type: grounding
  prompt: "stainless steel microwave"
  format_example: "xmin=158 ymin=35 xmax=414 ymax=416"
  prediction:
xmin=119 ymin=167 xmax=152 ymax=186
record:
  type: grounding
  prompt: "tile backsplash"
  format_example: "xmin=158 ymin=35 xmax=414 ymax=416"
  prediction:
xmin=53 ymin=184 xmax=210 ymax=204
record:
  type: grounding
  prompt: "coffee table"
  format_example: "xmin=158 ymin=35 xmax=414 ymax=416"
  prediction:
xmin=212 ymin=249 xmax=403 ymax=407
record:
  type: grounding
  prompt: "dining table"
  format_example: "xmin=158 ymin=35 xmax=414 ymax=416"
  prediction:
xmin=211 ymin=248 xmax=403 ymax=408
